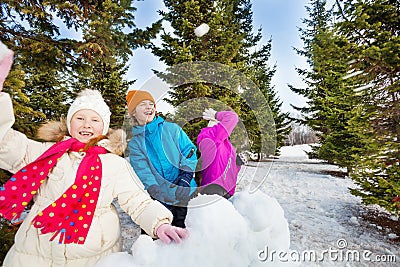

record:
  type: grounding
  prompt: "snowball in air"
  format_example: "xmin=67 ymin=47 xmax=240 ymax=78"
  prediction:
xmin=194 ymin=23 xmax=210 ymax=37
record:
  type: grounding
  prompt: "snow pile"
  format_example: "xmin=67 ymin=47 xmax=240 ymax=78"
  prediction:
xmin=95 ymin=191 xmax=296 ymax=267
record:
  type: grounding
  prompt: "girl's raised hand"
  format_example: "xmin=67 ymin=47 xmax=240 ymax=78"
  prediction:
xmin=0 ymin=42 xmax=14 ymax=92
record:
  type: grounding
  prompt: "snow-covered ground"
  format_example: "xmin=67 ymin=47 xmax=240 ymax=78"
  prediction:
xmin=98 ymin=144 xmax=399 ymax=267
xmin=258 ymin=145 xmax=399 ymax=266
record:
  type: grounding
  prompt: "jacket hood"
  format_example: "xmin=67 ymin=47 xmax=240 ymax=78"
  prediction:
xmin=36 ymin=118 xmax=126 ymax=156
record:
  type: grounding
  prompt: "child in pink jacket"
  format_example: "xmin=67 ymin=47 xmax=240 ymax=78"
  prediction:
xmin=197 ymin=109 xmax=246 ymax=198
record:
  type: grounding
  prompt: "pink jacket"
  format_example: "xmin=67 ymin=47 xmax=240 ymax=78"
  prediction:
xmin=196 ymin=111 xmax=241 ymax=196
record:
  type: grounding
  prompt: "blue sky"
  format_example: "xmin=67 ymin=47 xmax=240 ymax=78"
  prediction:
xmin=127 ymin=0 xmax=311 ymax=114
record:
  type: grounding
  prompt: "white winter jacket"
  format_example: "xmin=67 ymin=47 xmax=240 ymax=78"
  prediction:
xmin=0 ymin=92 xmax=172 ymax=267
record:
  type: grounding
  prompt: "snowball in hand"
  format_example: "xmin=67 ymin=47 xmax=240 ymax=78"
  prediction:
xmin=194 ymin=23 xmax=210 ymax=37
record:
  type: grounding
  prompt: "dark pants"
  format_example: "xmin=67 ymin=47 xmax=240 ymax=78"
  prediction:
xmin=170 ymin=205 xmax=188 ymax=228
xmin=200 ymin=184 xmax=231 ymax=199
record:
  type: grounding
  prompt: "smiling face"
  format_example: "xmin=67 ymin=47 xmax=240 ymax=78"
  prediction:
xmin=69 ymin=109 xmax=104 ymax=143
xmin=133 ymin=100 xmax=156 ymax=125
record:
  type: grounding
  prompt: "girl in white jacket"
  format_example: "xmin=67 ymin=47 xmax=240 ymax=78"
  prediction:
xmin=0 ymin=44 xmax=188 ymax=267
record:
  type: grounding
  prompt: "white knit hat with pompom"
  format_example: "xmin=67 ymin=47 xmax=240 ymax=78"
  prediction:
xmin=66 ymin=89 xmax=111 ymax=135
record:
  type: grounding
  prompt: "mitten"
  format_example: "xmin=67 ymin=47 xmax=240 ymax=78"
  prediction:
xmin=202 ymin=108 xmax=217 ymax=121
xmin=0 ymin=42 xmax=14 ymax=92
xmin=156 ymin=223 xmax=189 ymax=244
xmin=174 ymin=171 xmax=193 ymax=202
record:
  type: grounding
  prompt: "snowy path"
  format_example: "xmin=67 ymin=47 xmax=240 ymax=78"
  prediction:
xmin=243 ymin=145 xmax=399 ymax=267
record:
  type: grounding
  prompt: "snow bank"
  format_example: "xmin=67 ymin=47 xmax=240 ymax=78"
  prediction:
xmin=95 ymin=191 xmax=296 ymax=267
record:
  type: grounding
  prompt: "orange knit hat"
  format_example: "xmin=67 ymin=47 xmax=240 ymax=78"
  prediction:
xmin=126 ymin=90 xmax=156 ymax=114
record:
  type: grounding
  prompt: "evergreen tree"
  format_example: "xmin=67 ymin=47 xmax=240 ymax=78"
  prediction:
xmin=151 ymin=0 xmax=289 ymax=157
xmin=290 ymin=0 xmax=332 ymax=149
xmin=72 ymin=0 xmax=138 ymax=127
xmin=243 ymin=41 xmax=291 ymax=157
xmin=335 ymin=0 xmax=400 ymax=214
xmin=290 ymin=0 xmax=365 ymax=170
xmin=0 ymin=0 xmax=149 ymax=132
xmin=0 ymin=0 xmax=74 ymax=136
xmin=151 ymin=0 xmax=246 ymax=142
xmin=293 ymin=0 xmax=400 ymax=214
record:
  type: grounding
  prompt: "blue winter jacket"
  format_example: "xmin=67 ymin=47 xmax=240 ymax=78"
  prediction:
xmin=128 ymin=116 xmax=198 ymax=204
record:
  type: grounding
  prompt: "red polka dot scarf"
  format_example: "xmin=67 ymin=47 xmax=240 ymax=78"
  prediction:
xmin=0 ymin=137 xmax=107 ymax=244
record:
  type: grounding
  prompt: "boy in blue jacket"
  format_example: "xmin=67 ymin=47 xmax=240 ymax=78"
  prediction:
xmin=126 ymin=90 xmax=198 ymax=228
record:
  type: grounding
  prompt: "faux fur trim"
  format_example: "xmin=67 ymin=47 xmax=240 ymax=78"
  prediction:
xmin=36 ymin=119 xmax=127 ymax=156
xmin=98 ymin=128 xmax=126 ymax=156
xmin=37 ymin=119 xmax=69 ymax=142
